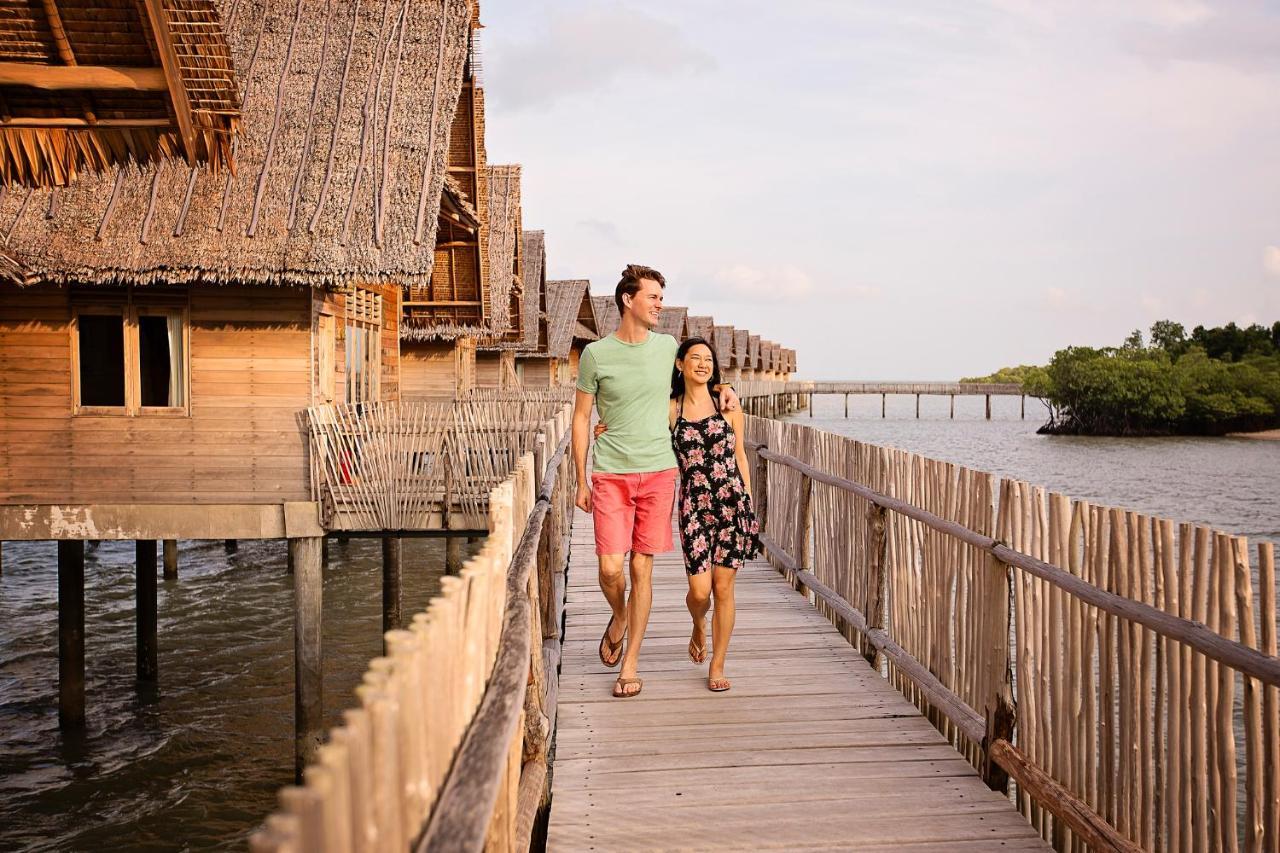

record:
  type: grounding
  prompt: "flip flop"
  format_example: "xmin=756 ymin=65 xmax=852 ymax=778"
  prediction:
xmin=598 ymin=618 xmax=625 ymax=668
xmin=613 ymin=677 xmax=643 ymax=698
xmin=688 ymin=638 xmax=706 ymax=664
xmin=708 ymin=677 xmax=731 ymax=693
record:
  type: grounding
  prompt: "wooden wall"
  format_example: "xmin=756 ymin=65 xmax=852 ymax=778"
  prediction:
xmin=475 ymin=352 xmax=501 ymax=388
xmin=519 ymin=358 xmax=552 ymax=387
xmin=402 ymin=341 xmax=460 ymax=401
xmin=0 ymin=283 xmax=313 ymax=505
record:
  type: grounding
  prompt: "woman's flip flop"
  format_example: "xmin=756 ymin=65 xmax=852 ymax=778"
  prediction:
xmin=708 ymin=677 xmax=731 ymax=692
xmin=613 ymin=677 xmax=643 ymax=698
xmin=688 ymin=638 xmax=706 ymax=664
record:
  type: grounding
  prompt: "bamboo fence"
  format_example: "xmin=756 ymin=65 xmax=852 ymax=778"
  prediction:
xmin=747 ymin=416 xmax=1280 ymax=853
xmin=307 ymin=398 xmax=570 ymax=530
xmin=255 ymin=405 xmax=575 ymax=852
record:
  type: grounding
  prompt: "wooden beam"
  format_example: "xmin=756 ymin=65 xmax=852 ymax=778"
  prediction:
xmin=39 ymin=0 xmax=76 ymax=65
xmin=0 ymin=116 xmax=171 ymax=128
xmin=139 ymin=0 xmax=198 ymax=163
xmin=0 ymin=62 xmax=167 ymax=91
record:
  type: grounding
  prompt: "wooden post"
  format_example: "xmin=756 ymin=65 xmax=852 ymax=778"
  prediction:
xmin=915 ymin=393 xmax=920 ymax=418
xmin=446 ymin=536 xmax=463 ymax=574
xmin=1021 ymin=395 xmax=1025 ymax=420
xmin=0 ymin=540 xmax=4 ymax=576
xmin=291 ymin=536 xmax=323 ymax=781
xmin=162 ymin=539 xmax=178 ymax=579
xmin=808 ymin=392 xmax=813 ymax=417
xmin=58 ymin=540 xmax=85 ymax=729
xmin=136 ymin=540 xmax=158 ymax=682
xmin=985 ymin=394 xmax=992 ymax=420
xmin=754 ymin=447 xmax=769 ymax=536
xmin=950 ymin=394 xmax=955 ymax=419
xmin=864 ymin=505 xmax=887 ymax=668
xmin=983 ymin=698 xmax=1017 ymax=793
xmin=794 ymin=474 xmax=813 ymax=594
xmin=382 ymin=536 xmax=402 ymax=638
xmin=844 ymin=393 xmax=849 ymax=417
xmin=224 ymin=539 xmax=238 ymax=554
xmin=881 ymin=393 xmax=886 ymax=418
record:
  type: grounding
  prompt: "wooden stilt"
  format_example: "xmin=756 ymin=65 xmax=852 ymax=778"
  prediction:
xmin=881 ymin=393 xmax=886 ymax=418
xmin=950 ymin=394 xmax=955 ymax=419
xmin=844 ymin=393 xmax=849 ymax=417
xmin=224 ymin=539 xmax=238 ymax=554
xmin=1021 ymin=395 xmax=1026 ymax=420
xmin=446 ymin=536 xmax=463 ymax=574
xmin=382 ymin=536 xmax=402 ymax=637
xmin=985 ymin=394 xmax=992 ymax=420
xmin=136 ymin=540 xmax=158 ymax=682
xmin=808 ymin=392 xmax=813 ymax=417
xmin=162 ymin=539 xmax=178 ymax=579
xmin=916 ymin=394 xmax=920 ymax=418
xmin=290 ymin=535 xmax=323 ymax=781
xmin=58 ymin=540 xmax=85 ymax=729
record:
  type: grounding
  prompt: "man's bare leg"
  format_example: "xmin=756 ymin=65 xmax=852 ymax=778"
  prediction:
xmin=616 ymin=552 xmax=654 ymax=695
xmin=598 ymin=553 xmax=627 ymax=665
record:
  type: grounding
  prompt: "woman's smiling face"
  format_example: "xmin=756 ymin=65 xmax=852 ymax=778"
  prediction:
xmin=679 ymin=343 xmax=715 ymax=387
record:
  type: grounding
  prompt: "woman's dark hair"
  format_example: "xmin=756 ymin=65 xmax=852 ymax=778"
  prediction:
xmin=671 ymin=337 xmax=722 ymax=404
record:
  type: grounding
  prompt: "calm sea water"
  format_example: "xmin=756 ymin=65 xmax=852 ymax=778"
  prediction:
xmin=0 ymin=536 xmax=475 ymax=851
xmin=2 ymin=395 xmax=1277 ymax=850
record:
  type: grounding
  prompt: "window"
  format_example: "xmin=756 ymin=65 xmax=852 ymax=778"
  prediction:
xmin=73 ymin=305 xmax=188 ymax=415
xmin=345 ymin=290 xmax=381 ymax=404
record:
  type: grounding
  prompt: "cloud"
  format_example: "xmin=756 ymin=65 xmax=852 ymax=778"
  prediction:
xmin=576 ymin=218 xmax=624 ymax=245
xmin=486 ymin=4 xmax=715 ymax=111
xmin=1265 ymin=245 xmax=1280 ymax=277
xmin=1125 ymin=3 xmax=1280 ymax=74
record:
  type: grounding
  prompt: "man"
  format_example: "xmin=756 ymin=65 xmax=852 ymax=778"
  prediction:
xmin=573 ymin=264 xmax=738 ymax=698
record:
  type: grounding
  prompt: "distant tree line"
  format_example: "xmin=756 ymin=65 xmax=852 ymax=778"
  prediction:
xmin=962 ymin=321 xmax=1280 ymax=436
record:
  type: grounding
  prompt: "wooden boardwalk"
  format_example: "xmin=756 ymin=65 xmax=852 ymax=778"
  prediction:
xmin=547 ymin=509 xmax=1050 ymax=851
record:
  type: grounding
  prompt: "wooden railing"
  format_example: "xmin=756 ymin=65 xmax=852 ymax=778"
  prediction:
xmin=307 ymin=397 xmax=570 ymax=531
xmin=254 ymin=405 xmax=575 ymax=851
xmin=746 ymin=416 xmax=1280 ymax=853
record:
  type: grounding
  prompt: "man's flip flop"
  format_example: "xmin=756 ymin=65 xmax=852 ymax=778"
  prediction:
xmin=598 ymin=619 xmax=625 ymax=668
xmin=708 ymin=677 xmax=731 ymax=692
xmin=613 ymin=677 xmax=643 ymax=698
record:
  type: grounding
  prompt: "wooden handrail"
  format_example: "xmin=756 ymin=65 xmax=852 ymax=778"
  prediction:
xmin=415 ymin=427 xmax=571 ymax=852
xmin=750 ymin=442 xmax=1280 ymax=689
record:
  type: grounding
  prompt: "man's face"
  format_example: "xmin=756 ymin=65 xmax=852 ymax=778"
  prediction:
xmin=624 ymin=278 xmax=664 ymax=330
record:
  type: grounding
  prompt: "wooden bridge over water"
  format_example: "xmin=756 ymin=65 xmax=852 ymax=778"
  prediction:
xmin=737 ymin=380 xmax=1032 ymax=419
xmin=252 ymin=390 xmax=1280 ymax=853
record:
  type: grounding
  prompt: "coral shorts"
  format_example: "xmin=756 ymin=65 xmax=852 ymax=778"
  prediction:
xmin=590 ymin=468 xmax=678 ymax=556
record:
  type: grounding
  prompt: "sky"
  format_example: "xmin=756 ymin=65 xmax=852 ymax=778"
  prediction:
xmin=482 ymin=0 xmax=1280 ymax=380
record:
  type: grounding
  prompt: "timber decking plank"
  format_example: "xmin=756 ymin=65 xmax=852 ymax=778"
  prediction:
xmin=548 ymin=507 xmax=1047 ymax=851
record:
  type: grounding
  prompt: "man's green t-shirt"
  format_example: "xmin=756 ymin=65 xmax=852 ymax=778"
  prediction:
xmin=576 ymin=332 xmax=678 ymax=473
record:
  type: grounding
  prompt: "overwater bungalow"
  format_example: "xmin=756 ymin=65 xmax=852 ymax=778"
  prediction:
xmin=686 ymin=313 xmax=714 ymax=342
xmin=0 ymin=0 xmax=241 ymax=187
xmin=712 ymin=324 xmax=736 ymax=376
xmin=746 ymin=334 xmax=762 ymax=380
xmin=657 ymin=304 xmax=690 ymax=339
xmin=400 ymin=4 xmax=493 ymax=401
xmin=590 ymin=293 xmax=620 ymax=339
xmin=511 ymin=230 xmax=549 ymax=386
xmin=733 ymin=329 xmax=750 ymax=381
xmin=475 ymin=165 xmax=524 ymax=389
xmin=544 ymin=280 xmax=597 ymax=385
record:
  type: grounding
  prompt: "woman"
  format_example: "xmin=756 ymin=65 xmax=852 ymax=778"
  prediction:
xmin=600 ymin=337 xmax=761 ymax=690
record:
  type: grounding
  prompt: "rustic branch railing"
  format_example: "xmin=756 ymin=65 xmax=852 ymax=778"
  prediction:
xmin=307 ymin=398 xmax=570 ymax=531
xmin=254 ymin=405 xmax=574 ymax=852
xmin=746 ymin=416 xmax=1280 ymax=853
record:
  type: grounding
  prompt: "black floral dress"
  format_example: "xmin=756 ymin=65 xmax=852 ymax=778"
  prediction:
xmin=672 ymin=399 xmax=761 ymax=575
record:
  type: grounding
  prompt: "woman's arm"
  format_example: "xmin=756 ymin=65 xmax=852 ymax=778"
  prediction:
xmin=669 ymin=398 xmax=679 ymax=432
xmin=728 ymin=409 xmax=752 ymax=500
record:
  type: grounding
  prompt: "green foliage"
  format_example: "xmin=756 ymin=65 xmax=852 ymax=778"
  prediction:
xmin=960 ymin=364 xmax=1049 ymax=387
xmin=970 ymin=319 xmax=1280 ymax=435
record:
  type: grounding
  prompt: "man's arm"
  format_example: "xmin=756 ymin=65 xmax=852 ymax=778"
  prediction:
xmin=572 ymin=389 xmax=595 ymax=513
xmin=714 ymin=383 xmax=741 ymax=412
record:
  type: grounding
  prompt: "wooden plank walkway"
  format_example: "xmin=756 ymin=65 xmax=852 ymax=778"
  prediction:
xmin=547 ymin=508 xmax=1050 ymax=851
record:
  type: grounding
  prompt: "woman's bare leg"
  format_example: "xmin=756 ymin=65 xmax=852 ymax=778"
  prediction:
xmin=709 ymin=565 xmax=737 ymax=689
xmin=686 ymin=571 xmax=711 ymax=663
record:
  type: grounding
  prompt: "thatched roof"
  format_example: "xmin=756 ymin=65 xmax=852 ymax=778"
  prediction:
xmin=0 ymin=0 xmax=241 ymax=186
xmin=747 ymin=334 xmax=761 ymax=369
xmin=657 ymin=305 xmax=687 ymax=339
xmin=712 ymin=324 xmax=734 ymax=366
xmin=478 ymin=164 xmax=521 ymax=348
xmin=517 ymin=230 xmax=545 ymax=352
xmin=686 ymin=314 xmax=713 ymax=341
xmin=1 ymin=0 xmax=471 ymax=290
xmin=733 ymin=329 xmax=749 ymax=368
xmin=591 ymin=294 xmax=619 ymax=339
xmin=546 ymin=279 xmax=593 ymax=358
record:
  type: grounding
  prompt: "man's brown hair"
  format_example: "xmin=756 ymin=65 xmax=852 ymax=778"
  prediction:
xmin=615 ymin=263 xmax=666 ymax=314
